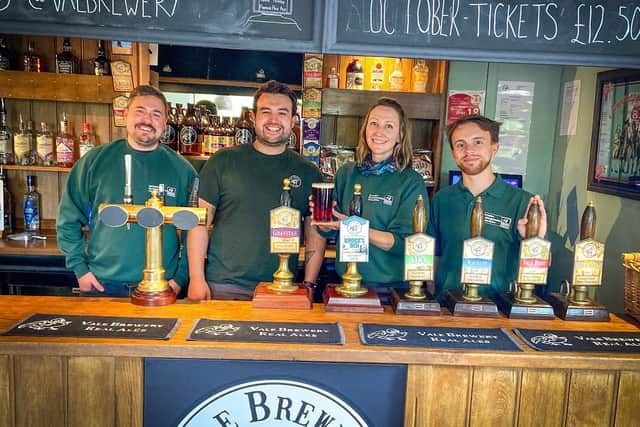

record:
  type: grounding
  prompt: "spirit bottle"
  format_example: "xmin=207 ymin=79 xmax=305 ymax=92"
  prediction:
xmin=23 ymin=40 xmax=41 ymax=72
xmin=370 ymin=58 xmax=385 ymax=90
xmin=55 ymin=112 xmax=76 ymax=167
xmin=0 ymin=166 xmax=12 ymax=238
xmin=13 ymin=114 xmax=34 ymax=165
xmin=94 ymin=40 xmax=110 ymax=76
xmin=235 ymin=107 xmax=253 ymax=145
xmin=222 ymin=117 xmax=235 ymax=148
xmin=179 ymin=103 xmax=201 ymax=155
xmin=0 ymin=98 xmax=13 ymax=165
xmin=56 ymin=38 xmax=77 ymax=74
xmin=79 ymin=123 xmax=95 ymax=158
xmin=326 ymin=66 xmax=339 ymax=88
xmin=36 ymin=122 xmax=55 ymax=166
xmin=0 ymin=36 xmax=11 ymax=71
xmin=345 ymin=58 xmax=364 ymax=90
xmin=161 ymin=103 xmax=178 ymax=151
xmin=389 ymin=58 xmax=405 ymax=91
xmin=411 ymin=60 xmax=429 ymax=93
xmin=23 ymin=175 xmax=41 ymax=234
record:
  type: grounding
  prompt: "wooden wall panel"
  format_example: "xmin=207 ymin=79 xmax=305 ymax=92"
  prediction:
xmin=115 ymin=357 xmax=144 ymax=427
xmin=85 ymin=103 xmax=112 ymax=146
xmin=615 ymin=370 xmax=640 ymax=427
xmin=0 ymin=355 xmax=13 ymax=427
xmin=334 ymin=115 xmax=360 ymax=148
xmin=469 ymin=367 xmax=519 ymax=427
xmin=14 ymin=355 xmax=66 ymax=427
xmin=518 ymin=369 xmax=567 ymax=427
xmin=566 ymin=370 xmax=616 ymax=427
xmin=68 ymin=356 xmax=116 ymax=427
xmin=319 ymin=115 xmax=337 ymax=147
xmin=31 ymin=100 xmax=58 ymax=134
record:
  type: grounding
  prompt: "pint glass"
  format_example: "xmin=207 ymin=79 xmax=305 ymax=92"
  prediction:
xmin=312 ymin=183 xmax=334 ymax=222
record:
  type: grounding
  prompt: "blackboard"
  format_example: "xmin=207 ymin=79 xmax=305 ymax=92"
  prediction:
xmin=0 ymin=0 xmax=324 ymax=53
xmin=325 ymin=0 xmax=640 ymax=68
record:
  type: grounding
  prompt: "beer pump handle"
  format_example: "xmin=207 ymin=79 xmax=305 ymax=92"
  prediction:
xmin=470 ymin=196 xmax=484 ymax=238
xmin=188 ymin=177 xmax=200 ymax=208
xmin=412 ymin=194 xmax=427 ymax=234
xmin=525 ymin=199 xmax=540 ymax=239
xmin=123 ymin=154 xmax=133 ymax=204
xmin=349 ymin=183 xmax=362 ymax=217
xmin=580 ymin=201 xmax=596 ymax=240
xmin=280 ymin=178 xmax=291 ymax=208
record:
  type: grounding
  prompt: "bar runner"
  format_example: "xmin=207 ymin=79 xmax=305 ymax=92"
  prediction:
xmin=2 ymin=313 xmax=180 ymax=340
xmin=187 ymin=319 xmax=344 ymax=345
xmin=359 ymin=324 xmax=522 ymax=351
xmin=514 ymin=329 xmax=640 ymax=353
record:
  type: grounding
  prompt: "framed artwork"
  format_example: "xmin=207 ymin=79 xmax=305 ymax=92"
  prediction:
xmin=111 ymin=41 xmax=133 ymax=55
xmin=588 ymin=69 xmax=640 ymax=200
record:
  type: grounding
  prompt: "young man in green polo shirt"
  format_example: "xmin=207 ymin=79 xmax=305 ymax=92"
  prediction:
xmin=427 ymin=115 xmax=547 ymax=302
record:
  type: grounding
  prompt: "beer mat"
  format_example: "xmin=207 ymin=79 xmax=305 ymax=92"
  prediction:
xmin=514 ymin=329 xmax=640 ymax=353
xmin=2 ymin=313 xmax=179 ymax=340
xmin=359 ymin=324 xmax=521 ymax=352
xmin=187 ymin=319 xmax=344 ymax=345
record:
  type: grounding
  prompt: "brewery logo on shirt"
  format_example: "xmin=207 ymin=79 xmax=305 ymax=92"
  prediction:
xmin=178 ymin=379 xmax=368 ymax=426
xmin=148 ymin=184 xmax=176 ymax=199
xmin=288 ymin=175 xmax=302 ymax=188
xmin=368 ymin=194 xmax=394 ymax=206
xmin=484 ymin=212 xmax=512 ymax=230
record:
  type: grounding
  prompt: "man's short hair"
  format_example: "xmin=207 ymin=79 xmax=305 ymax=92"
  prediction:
xmin=127 ymin=85 xmax=168 ymax=114
xmin=446 ymin=114 xmax=501 ymax=148
xmin=253 ymin=80 xmax=297 ymax=116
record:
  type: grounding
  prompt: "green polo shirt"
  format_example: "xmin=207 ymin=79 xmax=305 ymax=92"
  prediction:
xmin=427 ymin=175 xmax=532 ymax=301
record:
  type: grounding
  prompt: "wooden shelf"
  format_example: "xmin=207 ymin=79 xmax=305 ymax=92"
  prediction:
xmin=159 ymin=76 xmax=302 ymax=91
xmin=2 ymin=164 xmax=71 ymax=173
xmin=0 ymin=70 xmax=115 ymax=103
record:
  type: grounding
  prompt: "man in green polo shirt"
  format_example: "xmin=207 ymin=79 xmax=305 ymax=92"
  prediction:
xmin=427 ymin=115 xmax=547 ymax=302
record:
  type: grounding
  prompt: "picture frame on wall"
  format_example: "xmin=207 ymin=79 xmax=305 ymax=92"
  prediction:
xmin=588 ymin=69 xmax=640 ymax=200
xmin=111 ymin=41 xmax=133 ymax=55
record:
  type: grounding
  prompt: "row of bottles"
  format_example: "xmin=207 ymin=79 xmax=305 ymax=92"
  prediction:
xmin=0 ymin=35 xmax=110 ymax=76
xmin=333 ymin=57 xmax=428 ymax=92
xmin=0 ymin=168 xmax=41 ymax=239
xmin=0 ymin=98 xmax=94 ymax=167
xmin=162 ymin=103 xmax=254 ymax=156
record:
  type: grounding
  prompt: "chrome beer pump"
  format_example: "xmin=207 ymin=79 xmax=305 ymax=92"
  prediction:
xmin=98 ymin=154 xmax=207 ymax=306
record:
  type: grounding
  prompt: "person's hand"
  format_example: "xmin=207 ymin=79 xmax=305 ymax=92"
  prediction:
xmin=77 ymin=272 xmax=104 ymax=293
xmin=168 ymin=279 xmax=181 ymax=295
xmin=187 ymin=278 xmax=211 ymax=301
xmin=517 ymin=195 xmax=547 ymax=239
xmin=308 ymin=197 xmax=341 ymax=231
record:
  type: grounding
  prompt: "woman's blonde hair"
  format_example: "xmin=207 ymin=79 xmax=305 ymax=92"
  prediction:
xmin=355 ymin=97 xmax=411 ymax=171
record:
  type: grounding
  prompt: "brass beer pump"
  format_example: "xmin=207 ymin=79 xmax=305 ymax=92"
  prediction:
xmin=406 ymin=194 xmax=428 ymax=300
xmin=268 ymin=178 xmax=298 ymax=293
xmin=336 ymin=183 xmax=367 ymax=297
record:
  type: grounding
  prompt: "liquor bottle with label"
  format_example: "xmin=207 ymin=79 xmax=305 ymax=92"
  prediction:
xmin=370 ymin=58 xmax=385 ymax=90
xmin=197 ymin=107 xmax=209 ymax=148
xmin=389 ymin=58 xmax=405 ymax=91
xmin=0 ymin=98 xmax=13 ymax=165
xmin=179 ymin=104 xmax=201 ymax=155
xmin=161 ymin=103 xmax=178 ymax=150
xmin=235 ymin=107 xmax=253 ymax=145
xmin=326 ymin=66 xmax=339 ymax=88
xmin=36 ymin=122 xmax=55 ymax=166
xmin=56 ymin=38 xmax=77 ymax=74
xmin=23 ymin=40 xmax=41 ymax=72
xmin=23 ymin=175 xmax=40 ymax=234
xmin=0 ymin=166 xmax=13 ymax=238
xmin=0 ymin=35 xmax=11 ymax=71
xmin=203 ymin=114 xmax=217 ymax=155
xmin=345 ymin=58 xmax=364 ymax=90
xmin=222 ymin=117 xmax=235 ymax=149
xmin=411 ymin=59 xmax=429 ymax=93
xmin=79 ymin=123 xmax=95 ymax=158
xmin=56 ymin=112 xmax=76 ymax=167
xmin=13 ymin=114 xmax=34 ymax=165
xmin=94 ymin=40 xmax=110 ymax=76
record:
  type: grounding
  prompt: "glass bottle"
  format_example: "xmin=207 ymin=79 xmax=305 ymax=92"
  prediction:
xmin=389 ymin=58 xmax=405 ymax=91
xmin=13 ymin=114 xmax=33 ymax=166
xmin=211 ymin=115 xmax=225 ymax=153
xmin=345 ymin=58 xmax=364 ymax=90
xmin=36 ymin=121 xmax=55 ymax=166
xmin=221 ymin=117 xmax=234 ymax=148
xmin=411 ymin=60 xmax=429 ymax=93
xmin=79 ymin=123 xmax=95 ymax=158
xmin=56 ymin=37 xmax=77 ymax=74
xmin=235 ymin=107 xmax=253 ymax=145
xmin=0 ymin=98 xmax=13 ymax=165
xmin=326 ymin=66 xmax=339 ymax=89
xmin=370 ymin=58 xmax=385 ymax=90
xmin=23 ymin=175 xmax=41 ymax=234
xmin=203 ymin=114 xmax=217 ymax=155
xmin=55 ymin=112 xmax=75 ymax=168
xmin=161 ymin=103 xmax=178 ymax=151
xmin=94 ymin=40 xmax=110 ymax=76
xmin=0 ymin=166 xmax=13 ymax=238
xmin=179 ymin=103 xmax=201 ymax=155
xmin=23 ymin=40 xmax=41 ymax=72
xmin=0 ymin=36 xmax=11 ymax=71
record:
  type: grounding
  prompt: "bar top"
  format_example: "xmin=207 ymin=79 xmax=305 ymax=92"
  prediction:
xmin=0 ymin=230 xmax=62 ymax=256
xmin=0 ymin=295 xmax=639 ymax=370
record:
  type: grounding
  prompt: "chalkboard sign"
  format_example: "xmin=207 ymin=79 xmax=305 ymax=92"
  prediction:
xmin=325 ymin=0 xmax=640 ymax=68
xmin=0 ymin=0 xmax=323 ymax=53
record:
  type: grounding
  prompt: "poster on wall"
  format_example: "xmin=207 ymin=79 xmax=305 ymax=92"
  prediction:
xmin=447 ymin=90 xmax=485 ymax=125
xmin=494 ymin=81 xmax=535 ymax=176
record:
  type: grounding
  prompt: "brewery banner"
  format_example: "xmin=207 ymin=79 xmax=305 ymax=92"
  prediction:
xmin=514 ymin=329 xmax=640 ymax=353
xmin=1 ymin=313 xmax=179 ymax=340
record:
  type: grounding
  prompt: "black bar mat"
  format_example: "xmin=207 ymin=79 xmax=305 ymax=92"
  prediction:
xmin=187 ymin=319 xmax=344 ymax=345
xmin=2 ymin=313 xmax=179 ymax=340
xmin=359 ymin=324 xmax=522 ymax=352
xmin=514 ymin=329 xmax=640 ymax=353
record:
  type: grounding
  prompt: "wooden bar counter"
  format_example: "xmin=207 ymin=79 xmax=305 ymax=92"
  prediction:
xmin=0 ymin=295 xmax=639 ymax=426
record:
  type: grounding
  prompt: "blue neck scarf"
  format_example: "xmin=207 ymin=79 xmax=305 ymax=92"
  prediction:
xmin=357 ymin=154 xmax=397 ymax=176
